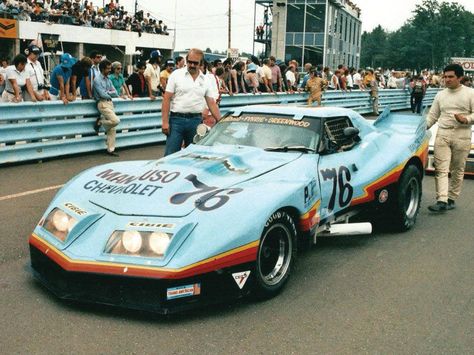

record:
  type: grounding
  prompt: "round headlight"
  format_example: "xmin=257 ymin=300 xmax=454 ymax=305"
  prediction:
xmin=52 ymin=209 xmax=69 ymax=232
xmin=67 ymin=217 xmax=77 ymax=232
xmin=122 ymin=231 xmax=142 ymax=253
xmin=149 ymin=232 xmax=170 ymax=255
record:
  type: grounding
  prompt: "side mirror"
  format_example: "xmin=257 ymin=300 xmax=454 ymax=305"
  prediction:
xmin=343 ymin=126 xmax=361 ymax=142
xmin=193 ymin=124 xmax=211 ymax=144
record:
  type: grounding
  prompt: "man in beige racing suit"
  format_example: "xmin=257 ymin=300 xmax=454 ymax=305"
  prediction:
xmin=426 ymin=63 xmax=474 ymax=212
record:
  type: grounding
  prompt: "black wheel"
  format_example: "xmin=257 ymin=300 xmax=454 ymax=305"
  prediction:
xmin=254 ymin=210 xmax=297 ymax=299
xmin=391 ymin=164 xmax=422 ymax=231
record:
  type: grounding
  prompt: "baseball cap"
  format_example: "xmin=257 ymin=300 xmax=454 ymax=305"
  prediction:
xmin=165 ymin=59 xmax=175 ymax=66
xmin=27 ymin=45 xmax=42 ymax=54
xmin=247 ymin=63 xmax=258 ymax=72
xmin=150 ymin=50 xmax=162 ymax=58
xmin=60 ymin=53 xmax=77 ymax=68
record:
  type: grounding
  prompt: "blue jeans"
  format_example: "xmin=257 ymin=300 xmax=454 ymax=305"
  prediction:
xmin=164 ymin=115 xmax=202 ymax=156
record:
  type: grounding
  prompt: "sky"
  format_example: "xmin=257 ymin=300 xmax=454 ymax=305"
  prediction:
xmin=95 ymin=0 xmax=474 ymax=53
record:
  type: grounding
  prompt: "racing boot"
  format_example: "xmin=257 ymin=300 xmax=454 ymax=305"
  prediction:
xmin=428 ymin=201 xmax=448 ymax=212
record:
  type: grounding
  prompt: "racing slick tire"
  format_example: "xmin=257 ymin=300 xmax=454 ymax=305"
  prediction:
xmin=254 ymin=210 xmax=297 ymax=299
xmin=391 ymin=164 xmax=422 ymax=232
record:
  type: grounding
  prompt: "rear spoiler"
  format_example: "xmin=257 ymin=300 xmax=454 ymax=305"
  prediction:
xmin=373 ymin=106 xmax=391 ymax=127
xmin=373 ymin=105 xmax=427 ymax=133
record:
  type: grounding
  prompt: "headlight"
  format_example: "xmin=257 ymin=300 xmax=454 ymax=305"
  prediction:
xmin=122 ymin=231 xmax=142 ymax=253
xmin=104 ymin=230 xmax=173 ymax=257
xmin=148 ymin=232 xmax=171 ymax=256
xmin=41 ymin=208 xmax=77 ymax=242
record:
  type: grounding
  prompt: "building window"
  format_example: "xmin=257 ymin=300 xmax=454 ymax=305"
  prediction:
xmin=287 ymin=4 xmax=305 ymax=32
xmin=305 ymin=4 xmax=326 ymax=33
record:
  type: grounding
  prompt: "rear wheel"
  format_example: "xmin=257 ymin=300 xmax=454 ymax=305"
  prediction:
xmin=391 ymin=165 xmax=422 ymax=231
xmin=254 ymin=211 xmax=297 ymax=299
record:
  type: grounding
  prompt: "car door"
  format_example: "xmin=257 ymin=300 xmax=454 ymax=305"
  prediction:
xmin=317 ymin=116 xmax=365 ymax=222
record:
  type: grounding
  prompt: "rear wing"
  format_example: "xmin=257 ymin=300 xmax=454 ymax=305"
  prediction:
xmin=373 ymin=105 xmax=427 ymax=134
xmin=372 ymin=106 xmax=391 ymax=127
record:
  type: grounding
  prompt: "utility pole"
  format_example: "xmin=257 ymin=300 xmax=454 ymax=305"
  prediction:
xmin=134 ymin=0 xmax=138 ymax=15
xmin=228 ymin=0 xmax=231 ymax=53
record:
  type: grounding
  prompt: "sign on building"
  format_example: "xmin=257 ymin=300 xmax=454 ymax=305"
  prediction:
xmin=451 ymin=57 xmax=474 ymax=72
xmin=0 ymin=19 xmax=18 ymax=39
xmin=41 ymin=33 xmax=61 ymax=53
xmin=227 ymin=48 xmax=239 ymax=59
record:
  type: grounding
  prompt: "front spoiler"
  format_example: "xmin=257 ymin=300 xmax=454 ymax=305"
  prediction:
xmin=30 ymin=245 xmax=254 ymax=314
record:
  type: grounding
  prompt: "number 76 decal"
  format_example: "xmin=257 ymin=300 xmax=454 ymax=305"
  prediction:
xmin=170 ymin=174 xmax=243 ymax=211
xmin=320 ymin=166 xmax=353 ymax=211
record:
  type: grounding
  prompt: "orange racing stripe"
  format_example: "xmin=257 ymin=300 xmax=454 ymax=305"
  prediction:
xmin=351 ymin=140 xmax=429 ymax=206
xmin=29 ymin=233 xmax=259 ymax=280
xmin=299 ymin=200 xmax=321 ymax=231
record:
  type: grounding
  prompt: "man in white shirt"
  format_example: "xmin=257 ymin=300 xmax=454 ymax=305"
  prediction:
xmin=161 ymin=48 xmax=221 ymax=156
xmin=387 ymin=71 xmax=398 ymax=89
xmin=2 ymin=54 xmax=36 ymax=103
xmin=353 ymin=69 xmax=363 ymax=90
xmin=24 ymin=44 xmax=50 ymax=101
xmin=426 ymin=63 xmax=474 ymax=212
xmin=145 ymin=49 xmax=162 ymax=99
xmin=285 ymin=65 xmax=296 ymax=92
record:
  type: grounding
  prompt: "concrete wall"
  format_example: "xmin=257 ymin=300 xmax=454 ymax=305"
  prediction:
xmin=18 ymin=21 xmax=174 ymax=55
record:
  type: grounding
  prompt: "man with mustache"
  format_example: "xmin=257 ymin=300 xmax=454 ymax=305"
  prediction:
xmin=161 ymin=48 xmax=221 ymax=156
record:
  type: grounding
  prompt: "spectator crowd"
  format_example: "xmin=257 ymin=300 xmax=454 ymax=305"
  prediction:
xmin=0 ymin=0 xmax=169 ymax=35
xmin=1 ymin=44 xmax=473 ymax=117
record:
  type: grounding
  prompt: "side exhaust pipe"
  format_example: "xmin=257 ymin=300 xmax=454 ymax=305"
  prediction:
xmin=318 ymin=222 xmax=372 ymax=237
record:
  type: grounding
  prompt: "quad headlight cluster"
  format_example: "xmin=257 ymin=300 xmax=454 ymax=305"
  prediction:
xmin=104 ymin=230 xmax=172 ymax=257
xmin=41 ymin=208 xmax=78 ymax=242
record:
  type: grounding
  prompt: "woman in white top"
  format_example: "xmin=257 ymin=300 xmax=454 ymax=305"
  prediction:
xmin=1 ymin=54 xmax=36 ymax=103
xmin=328 ymin=70 xmax=341 ymax=90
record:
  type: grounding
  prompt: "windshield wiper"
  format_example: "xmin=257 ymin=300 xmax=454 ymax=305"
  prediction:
xmin=264 ymin=146 xmax=317 ymax=153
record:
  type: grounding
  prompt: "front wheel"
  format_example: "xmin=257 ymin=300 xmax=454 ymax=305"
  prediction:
xmin=254 ymin=210 xmax=297 ymax=299
xmin=391 ymin=165 xmax=422 ymax=231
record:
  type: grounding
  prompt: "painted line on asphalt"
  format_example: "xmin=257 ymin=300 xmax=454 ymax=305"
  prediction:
xmin=0 ymin=184 xmax=64 ymax=201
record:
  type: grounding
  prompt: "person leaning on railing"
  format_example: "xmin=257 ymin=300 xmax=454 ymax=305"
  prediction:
xmin=49 ymin=53 xmax=76 ymax=105
xmin=24 ymin=44 xmax=50 ymax=102
xmin=93 ymin=59 xmax=120 ymax=157
xmin=109 ymin=61 xmax=132 ymax=99
xmin=69 ymin=56 xmax=93 ymax=101
xmin=1 ymin=54 xmax=37 ymax=103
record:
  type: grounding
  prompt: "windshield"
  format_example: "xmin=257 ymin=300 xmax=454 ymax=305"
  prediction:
xmin=198 ymin=113 xmax=321 ymax=151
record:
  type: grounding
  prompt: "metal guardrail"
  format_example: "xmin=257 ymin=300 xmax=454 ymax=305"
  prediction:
xmin=0 ymin=89 xmax=438 ymax=165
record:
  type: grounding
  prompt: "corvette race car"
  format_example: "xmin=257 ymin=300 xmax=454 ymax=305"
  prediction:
xmin=426 ymin=123 xmax=474 ymax=176
xmin=29 ymin=105 xmax=430 ymax=313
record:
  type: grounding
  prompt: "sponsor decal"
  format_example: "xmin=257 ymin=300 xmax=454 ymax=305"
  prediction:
xmin=224 ymin=115 xmax=311 ymax=128
xmin=0 ymin=19 xmax=17 ymax=39
xmin=83 ymin=180 xmax=161 ymax=197
xmin=232 ymin=271 xmax=250 ymax=289
xmin=451 ymin=57 xmax=474 ymax=72
xmin=127 ymin=222 xmax=175 ymax=229
xmin=63 ymin=202 xmax=87 ymax=216
xmin=166 ymin=283 xmax=201 ymax=300
xmin=378 ymin=189 xmax=389 ymax=203
xmin=180 ymin=153 xmax=250 ymax=174
xmin=83 ymin=169 xmax=182 ymax=197
xmin=304 ymin=179 xmax=318 ymax=207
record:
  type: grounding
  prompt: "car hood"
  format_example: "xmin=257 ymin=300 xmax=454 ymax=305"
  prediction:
xmin=83 ymin=145 xmax=301 ymax=217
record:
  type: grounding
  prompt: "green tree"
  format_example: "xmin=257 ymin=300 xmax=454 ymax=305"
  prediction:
xmin=360 ymin=25 xmax=388 ymax=68
xmin=360 ymin=0 xmax=474 ymax=70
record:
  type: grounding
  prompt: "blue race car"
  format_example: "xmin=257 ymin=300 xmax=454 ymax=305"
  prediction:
xmin=29 ymin=105 xmax=430 ymax=313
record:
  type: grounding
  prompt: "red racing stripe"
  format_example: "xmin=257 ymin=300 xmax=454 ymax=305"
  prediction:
xmin=29 ymin=233 xmax=259 ymax=280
